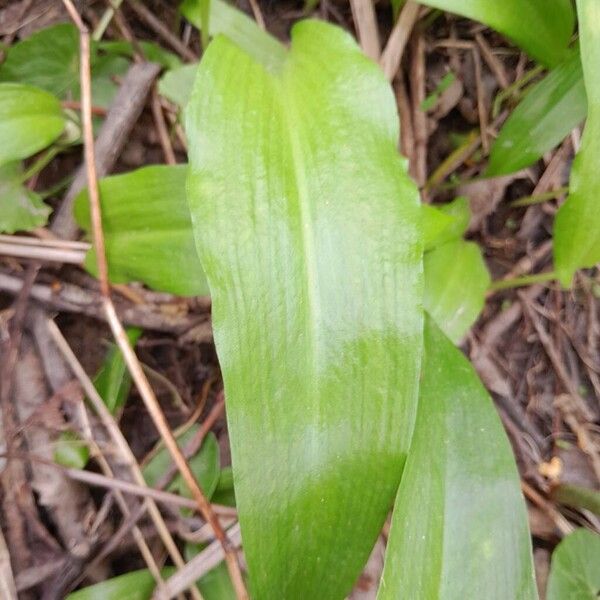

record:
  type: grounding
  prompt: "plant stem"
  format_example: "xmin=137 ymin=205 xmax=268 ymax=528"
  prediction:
xmin=492 ymin=64 xmax=544 ymax=117
xmin=510 ymin=186 xmax=569 ymax=207
xmin=489 ymin=271 xmax=557 ymax=291
xmin=19 ymin=146 xmax=60 ymax=183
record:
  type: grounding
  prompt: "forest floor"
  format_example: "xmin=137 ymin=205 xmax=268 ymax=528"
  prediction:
xmin=0 ymin=1 xmax=598 ymax=598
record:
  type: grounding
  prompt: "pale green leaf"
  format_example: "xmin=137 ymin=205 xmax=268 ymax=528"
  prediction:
xmin=180 ymin=0 xmax=286 ymax=70
xmin=0 ymin=83 xmax=65 ymax=166
xmin=419 ymin=0 xmax=574 ymax=66
xmin=554 ymin=0 xmax=600 ymax=286
xmin=94 ymin=328 xmax=142 ymax=415
xmin=53 ymin=431 xmax=89 ymax=470
xmin=488 ymin=50 xmax=586 ymax=176
xmin=378 ymin=319 xmax=537 ymax=600
xmin=547 ymin=529 xmax=600 ymax=600
xmin=0 ymin=161 xmax=50 ymax=233
xmin=143 ymin=430 xmax=220 ymax=501
xmin=424 ymin=239 xmax=490 ymax=342
xmin=186 ymin=20 xmax=422 ymax=598
xmin=158 ymin=63 xmax=198 ymax=110
xmin=74 ymin=165 xmax=208 ymax=297
xmin=66 ymin=568 xmax=175 ymax=600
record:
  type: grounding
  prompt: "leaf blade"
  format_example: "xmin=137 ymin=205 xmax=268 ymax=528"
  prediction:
xmin=378 ymin=319 xmax=537 ymax=600
xmin=186 ymin=20 xmax=423 ymax=599
xmin=554 ymin=0 xmax=600 ymax=286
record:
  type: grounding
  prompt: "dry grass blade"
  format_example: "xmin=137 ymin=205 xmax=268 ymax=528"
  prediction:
xmin=0 ymin=526 xmax=17 ymax=600
xmin=60 ymin=2 xmax=247 ymax=597
xmin=380 ymin=1 xmax=420 ymax=81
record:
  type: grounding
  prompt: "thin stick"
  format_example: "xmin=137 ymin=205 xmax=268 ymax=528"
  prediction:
xmin=62 ymin=3 xmax=247 ymax=597
xmin=349 ymin=0 xmax=381 ymax=61
xmin=0 ymin=241 xmax=85 ymax=264
xmin=380 ymin=1 xmax=420 ymax=81
xmin=127 ymin=0 xmax=197 ymax=61
xmin=151 ymin=88 xmax=177 ymax=165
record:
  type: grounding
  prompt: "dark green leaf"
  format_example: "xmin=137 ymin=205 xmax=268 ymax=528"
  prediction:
xmin=65 ymin=568 xmax=175 ymax=600
xmin=186 ymin=20 xmax=423 ymax=598
xmin=0 ymin=161 xmax=50 ymax=233
xmin=211 ymin=466 xmax=236 ymax=507
xmin=74 ymin=165 xmax=208 ymax=297
xmin=378 ymin=319 xmax=537 ymax=599
xmin=94 ymin=328 xmax=142 ymax=415
xmin=99 ymin=40 xmax=182 ymax=70
xmin=547 ymin=528 xmax=600 ymax=600
xmin=180 ymin=0 xmax=286 ymax=70
xmin=0 ymin=83 xmax=65 ymax=165
xmin=488 ymin=50 xmax=586 ymax=176
xmin=554 ymin=0 xmax=600 ymax=286
xmin=424 ymin=239 xmax=490 ymax=342
xmin=419 ymin=0 xmax=574 ymax=66
xmin=143 ymin=430 xmax=220 ymax=501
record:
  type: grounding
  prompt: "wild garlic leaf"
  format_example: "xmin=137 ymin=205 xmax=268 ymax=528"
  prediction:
xmin=186 ymin=20 xmax=423 ymax=598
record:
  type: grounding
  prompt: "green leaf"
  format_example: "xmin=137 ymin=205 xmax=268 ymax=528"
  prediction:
xmin=143 ymin=430 xmax=220 ymax=501
xmin=378 ymin=319 xmax=537 ymax=600
xmin=65 ymin=568 xmax=175 ymax=600
xmin=99 ymin=40 xmax=182 ymax=70
xmin=0 ymin=161 xmax=51 ymax=233
xmin=158 ymin=63 xmax=198 ymax=110
xmin=180 ymin=0 xmax=286 ymax=70
xmin=186 ymin=20 xmax=422 ymax=599
xmin=0 ymin=83 xmax=65 ymax=166
xmin=197 ymin=563 xmax=236 ymax=600
xmin=488 ymin=50 xmax=586 ymax=176
xmin=424 ymin=239 xmax=490 ymax=342
xmin=94 ymin=328 xmax=142 ymax=415
xmin=0 ymin=24 xmax=80 ymax=97
xmin=74 ymin=165 xmax=208 ymax=297
xmin=419 ymin=0 xmax=574 ymax=67
xmin=53 ymin=431 xmax=89 ymax=470
xmin=554 ymin=0 xmax=600 ymax=287
xmin=0 ymin=23 xmax=131 ymax=108
xmin=211 ymin=466 xmax=236 ymax=507
xmin=423 ymin=196 xmax=470 ymax=251
xmin=547 ymin=529 xmax=600 ymax=600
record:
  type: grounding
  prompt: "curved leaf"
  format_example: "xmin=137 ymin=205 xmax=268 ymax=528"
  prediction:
xmin=0 ymin=83 xmax=65 ymax=166
xmin=186 ymin=20 xmax=423 ymax=599
xmin=75 ymin=165 xmax=208 ymax=296
xmin=554 ymin=0 xmax=600 ymax=286
xmin=159 ymin=63 xmax=199 ymax=110
xmin=378 ymin=319 xmax=537 ymax=600
xmin=488 ymin=50 xmax=586 ymax=176
xmin=547 ymin=529 xmax=600 ymax=600
xmin=0 ymin=161 xmax=50 ymax=233
xmin=424 ymin=239 xmax=490 ymax=343
xmin=419 ymin=0 xmax=574 ymax=67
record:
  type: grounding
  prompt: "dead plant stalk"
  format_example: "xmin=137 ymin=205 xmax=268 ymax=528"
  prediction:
xmin=60 ymin=1 xmax=248 ymax=598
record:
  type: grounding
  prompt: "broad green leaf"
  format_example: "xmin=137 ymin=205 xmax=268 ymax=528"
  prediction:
xmin=143 ymin=430 xmax=220 ymax=501
xmin=0 ymin=23 xmax=130 ymax=108
xmin=424 ymin=239 xmax=490 ymax=343
xmin=66 ymin=568 xmax=175 ymax=600
xmin=181 ymin=0 xmax=286 ymax=70
xmin=547 ymin=529 xmax=600 ymax=600
xmin=94 ymin=328 xmax=142 ymax=415
xmin=53 ymin=431 xmax=89 ymax=470
xmin=158 ymin=63 xmax=198 ymax=110
xmin=0 ymin=162 xmax=50 ymax=233
xmin=554 ymin=0 xmax=600 ymax=287
xmin=186 ymin=20 xmax=422 ymax=599
xmin=418 ymin=0 xmax=573 ymax=66
xmin=488 ymin=50 xmax=586 ymax=176
xmin=74 ymin=165 xmax=208 ymax=297
xmin=0 ymin=83 xmax=65 ymax=166
xmin=378 ymin=319 xmax=537 ymax=600
xmin=0 ymin=24 xmax=80 ymax=97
